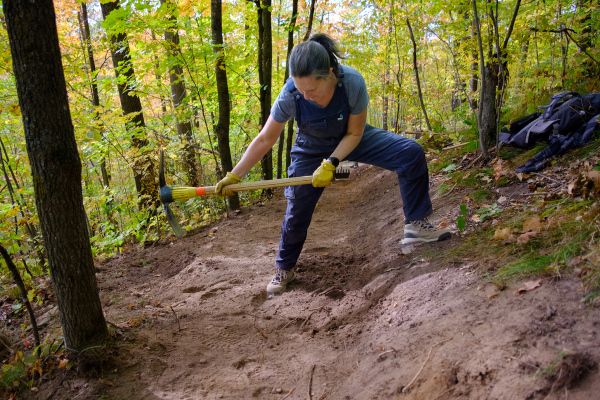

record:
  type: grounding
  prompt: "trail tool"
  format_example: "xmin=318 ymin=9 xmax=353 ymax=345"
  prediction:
xmin=159 ymin=150 xmax=350 ymax=237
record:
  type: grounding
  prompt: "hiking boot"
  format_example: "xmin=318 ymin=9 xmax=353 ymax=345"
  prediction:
xmin=266 ymin=268 xmax=295 ymax=293
xmin=402 ymin=218 xmax=451 ymax=244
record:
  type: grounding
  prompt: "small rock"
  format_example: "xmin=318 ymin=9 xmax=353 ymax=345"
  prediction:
xmin=216 ymin=394 xmax=223 ymax=398
xmin=199 ymin=359 xmax=207 ymax=364
xmin=276 ymin=388 xmax=282 ymax=393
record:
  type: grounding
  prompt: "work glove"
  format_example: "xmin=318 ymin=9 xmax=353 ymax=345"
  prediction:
xmin=312 ymin=159 xmax=336 ymax=187
xmin=215 ymin=172 xmax=241 ymax=197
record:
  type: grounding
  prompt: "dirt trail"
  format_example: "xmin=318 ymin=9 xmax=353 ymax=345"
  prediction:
xmin=42 ymin=165 xmax=600 ymax=399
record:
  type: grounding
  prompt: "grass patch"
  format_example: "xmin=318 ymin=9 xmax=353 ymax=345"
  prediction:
xmin=558 ymin=139 xmax=600 ymax=164
xmin=496 ymin=221 xmax=595 ymax=280
xmin=442 ymin=194 xmax=600 ymax=301
xmin=468 ymin=189 xmax=493 ymax=203
xmin=510 ymin=143 xmax=548 ymax=166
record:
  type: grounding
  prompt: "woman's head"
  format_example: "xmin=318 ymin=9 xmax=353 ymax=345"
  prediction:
xmin=289 ymin=33 xmax=344 ymax=80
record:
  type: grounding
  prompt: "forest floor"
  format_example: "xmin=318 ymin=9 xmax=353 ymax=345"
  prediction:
xmin=16 ymin=154 xmax=600 ymax=400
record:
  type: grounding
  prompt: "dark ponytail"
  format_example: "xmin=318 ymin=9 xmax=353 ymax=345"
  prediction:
xmin=289 ymin=33 xmax=344 ymax=79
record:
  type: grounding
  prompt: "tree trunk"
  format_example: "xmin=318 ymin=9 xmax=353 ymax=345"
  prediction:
xmin=255 ymin=0 xmax=274 ymax=193
xmin=161 ymin=0 xmax=201 ymax=187
xmin=211 ymin=0 xmax=240 ymax=211
xmin=302 ymin=0 xmax=317 ymax=42
xmin=406 ymin=19 xmax=432 ymax=132
xmin=100 ymin=1 xmax=159 ymax=210
xmin=471 ymin=0 xmax=497 ymax=153
xmin=470 ymin=17 xmax=478 ymax=110
xmin=284 ymin=0 xmax=298 ymax=175
xmin=3 ymin=0 xmax=109 ymax=350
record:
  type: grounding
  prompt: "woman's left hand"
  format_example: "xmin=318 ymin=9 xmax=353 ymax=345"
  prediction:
xmin=312 ymin=160 xmax=336 ymax=187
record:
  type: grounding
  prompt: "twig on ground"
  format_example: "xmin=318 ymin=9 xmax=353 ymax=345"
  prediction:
xmin=433 ymin=387 xmax=455 ymax=400
xmin=532 ymin=172 xmax=567 ymax=187
xmin=282 ymin=317 xmax=301 ymax=329
xmin=282 ymin=388 xmax=295 ymax=400
xmin=318 ymin=389 xmax=328 ymax=400
xmin=169 ymin=306 xmax=183 ymax=331
xmin=377 ymin=347 xmax=398 ymax=359
xmin=253 ymin=316 xmax=268 ymax=339
xmin=403 ymin=338 xmax=452 ymax=393
xmin=318 ymin=286 xmax=337 ymax=295
xmin=442 ymin=182 xmax=458 ymax=197
xmin=301 ymin=307 xmax=329 ymax=329
xmin=106 ymin=320 xmax=128 ymax=331
xmin=54 ymin=339 xmax=65 ymax=355
xmin=501 ymin=186 xmax=523 ymax=209
xmin=308 ymin=364 xmax=316 ymax=400
xmin=542 ymin=196 xmax=570 ymax=211
xmin=301 ymin=312 xmax=316 ymax=328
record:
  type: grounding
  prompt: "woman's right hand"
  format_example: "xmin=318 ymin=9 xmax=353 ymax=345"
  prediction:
xmin=215 ymin=172 xmax=241 ymax=197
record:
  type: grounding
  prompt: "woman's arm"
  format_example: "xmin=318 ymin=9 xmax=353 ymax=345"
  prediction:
xmin=329 ymin=108 xmax=368 ymax=161
xmin=231 ymin=115 xmax=286 ymax=177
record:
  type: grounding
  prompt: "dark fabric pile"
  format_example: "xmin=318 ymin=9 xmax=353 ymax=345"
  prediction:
xmin=498 ymin=91 xmax=600 ymax=173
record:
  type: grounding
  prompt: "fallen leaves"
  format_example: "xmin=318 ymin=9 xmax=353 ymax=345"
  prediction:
xmin=493 ymin=227 xmax=512 ymax=240
xmin=515 ymin=280 xmax=541 ymax=294
xmin=517 ymin=231 xmax=537 ymax=244
xmin=523 ymin=216 xmax=543 ymax=232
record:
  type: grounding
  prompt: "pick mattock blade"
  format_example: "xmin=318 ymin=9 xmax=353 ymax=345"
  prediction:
xmin=164 ymin=204 xmax=183 ymax=237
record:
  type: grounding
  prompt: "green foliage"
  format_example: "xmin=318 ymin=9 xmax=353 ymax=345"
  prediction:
xmin=477 ymin=203 xmax=503 ymax=221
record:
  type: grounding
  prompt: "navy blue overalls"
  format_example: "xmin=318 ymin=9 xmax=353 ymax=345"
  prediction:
xmin=275 ymin=66 xmax=433 ymax=271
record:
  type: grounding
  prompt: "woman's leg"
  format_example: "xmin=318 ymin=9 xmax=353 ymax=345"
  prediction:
xmin=345 ymin=124 xmax=432 ymax=221
xmin=346 ymin=125 xmax=450 ymax=242
xmin=268 ymin=148 xmax=326 ymax=293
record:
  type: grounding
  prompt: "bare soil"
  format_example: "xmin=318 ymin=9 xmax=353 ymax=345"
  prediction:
xmin=31 ymin=165 xmax=600 ymax=399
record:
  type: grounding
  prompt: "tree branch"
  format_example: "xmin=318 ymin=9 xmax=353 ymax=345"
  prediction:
xmin=501 ymin=0 xmax=522 ymax=51
xmin=530 ymin=27 xmax=600 ymax=66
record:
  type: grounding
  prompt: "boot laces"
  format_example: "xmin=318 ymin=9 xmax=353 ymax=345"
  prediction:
xmin=271 ymin=269 xmax=288 ymax=284
xmin=411 ymin=218 xmax=436 ymax=232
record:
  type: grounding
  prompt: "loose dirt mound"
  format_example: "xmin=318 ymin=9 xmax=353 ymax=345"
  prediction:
xmin=36 ymin=165 xmax=600 ymax=400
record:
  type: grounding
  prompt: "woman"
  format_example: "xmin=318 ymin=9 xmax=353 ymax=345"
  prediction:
xmin=216 ymin=33 xmax=451 ymax=293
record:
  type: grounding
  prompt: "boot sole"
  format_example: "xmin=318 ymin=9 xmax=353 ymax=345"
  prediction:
xmin=401 ymin=232 xmax=451 ymax=244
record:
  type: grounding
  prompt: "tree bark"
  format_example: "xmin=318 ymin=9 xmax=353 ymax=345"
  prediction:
xmin=302 ymin=0 xmax=317 ymax=42
xmin=161 ymin=0 xmax=201 ymax=187
xmin=470 ymin=16 xmax=479 ymax=110
xmin=284 ymin=0 xmax=299 ymax=175
xmin=3 ymin=0 xmax=109 ymax=350
xmin=101 ymin=1 xmax=159 ymax=209
xmin=472 ymin=0 xmax=496 ymax=153
xmin=254 ymin=0 xmax=274 ymax=192
xmin=406 ymin=19 xmax=432 ymax=132
xmin=211 ymin=0 xmax=240 ymax=211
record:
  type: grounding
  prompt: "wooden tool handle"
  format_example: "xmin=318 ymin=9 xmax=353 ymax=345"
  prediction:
xmin=206 ymin=175 xmax=313 ymax=195
xmin=171 ymin=176 xmax=314 ymax=201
